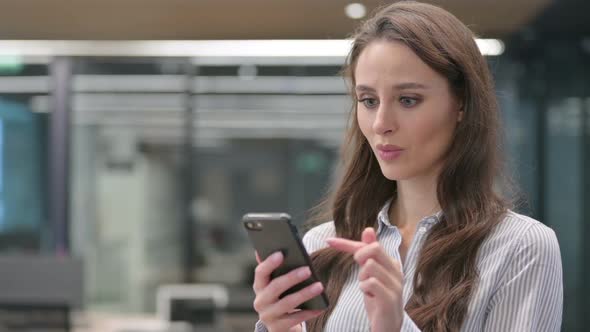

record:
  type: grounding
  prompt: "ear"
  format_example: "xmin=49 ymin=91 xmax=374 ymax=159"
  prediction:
xmin=457 ymin=109 xmax=464 ymax=122
xmin=456 ymin=102 xmax=464 ymax=122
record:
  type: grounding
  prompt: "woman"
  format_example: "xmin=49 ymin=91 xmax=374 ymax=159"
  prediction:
xmin=252 ymin=1 xmax=563 ymax=331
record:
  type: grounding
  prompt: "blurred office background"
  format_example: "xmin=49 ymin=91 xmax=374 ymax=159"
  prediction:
xmin=0 ymin=0 xmax=588 ymax=331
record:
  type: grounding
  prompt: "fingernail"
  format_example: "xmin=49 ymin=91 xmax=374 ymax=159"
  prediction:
xmin=311 ymin=282 xmax=323 ymax=293
xmin=297 ymin=266 xmax=311 ymax=278
xmin=270 ymin=252 xmax=283 ymax=262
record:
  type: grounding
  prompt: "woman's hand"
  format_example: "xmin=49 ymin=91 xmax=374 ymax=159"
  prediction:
xmin=252 ymin=251 xmax=325 ymax=332
xmin=327 ymin=228 xmax=403 ymax=332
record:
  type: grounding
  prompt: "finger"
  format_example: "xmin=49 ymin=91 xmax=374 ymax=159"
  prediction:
xmin=275 ymin=309 xmax=325 ymax=331
xmin=267 ymin=282 xmax=325 ymax=319
xmin=359 ymin=277 xmax=390 ymax=298
xmin=255 ymin=251 xmax=262 ymax=264
xmin=358 ymin=258 xmax=399 ymax=290
xmin=353 ymin=242 xmax=400 ymax=276
xmin=257 ymin=265 xmax=312 ymax=307
xmin=353 ymin=242 xmax=387 ymax=265
xmin=361 ymin=227 xmax=377 ymax=244
xmin=253 ymin=251 xmax=283 ymax=293
xmin=391 ymin=259 xmax=402 ymax=276
xmin=326 ymin=237 xmax=365 ymax=254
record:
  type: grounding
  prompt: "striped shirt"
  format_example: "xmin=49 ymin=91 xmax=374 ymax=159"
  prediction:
xmin=255 ymin=200 xmax=563 ymax=331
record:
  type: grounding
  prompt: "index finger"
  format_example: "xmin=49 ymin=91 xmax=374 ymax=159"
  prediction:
xmin=252 ymin=251 xmax=283 ymax=293
xmin=326 ymin=237 xmax=365 ymax=254
xmin=361 ymin=227 xmax=377 ymax=244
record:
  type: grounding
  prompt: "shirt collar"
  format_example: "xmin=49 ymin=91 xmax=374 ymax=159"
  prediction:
xmin=376 ymin=198 xmax=443 ymax=235
xmin=376 ymin=199 xmax=393 ymax=234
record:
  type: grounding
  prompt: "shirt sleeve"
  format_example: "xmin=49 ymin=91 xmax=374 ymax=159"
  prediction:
xmin=484 ymin=224 xmax=563 ymax=332
xmin=254 ymin=320 xmax=269 ymax=332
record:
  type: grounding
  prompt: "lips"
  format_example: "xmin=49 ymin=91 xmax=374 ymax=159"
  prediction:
xmin=376 ymin=144 xmax=404 ymax=161
xmin=376 ymin=144 xmax=403 ymax=152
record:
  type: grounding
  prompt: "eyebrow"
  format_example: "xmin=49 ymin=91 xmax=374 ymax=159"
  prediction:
xmin=355 ymin=82 xmax=430 ymax=93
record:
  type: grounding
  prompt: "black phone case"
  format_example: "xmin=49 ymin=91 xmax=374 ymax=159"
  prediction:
xmin=243 ymin=213 xmax=329 ymax=310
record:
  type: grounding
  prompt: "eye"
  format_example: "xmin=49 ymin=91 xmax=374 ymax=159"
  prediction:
xmin=399 ymin=96 xmax=419 ymax=108
xmin=359 ymin=98 xmax=379 ymax=109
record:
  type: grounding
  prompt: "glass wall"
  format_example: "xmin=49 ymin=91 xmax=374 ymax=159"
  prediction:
xmin=68 ymin=58 xmax=189 ymax=313
xmin=540 ymin=43 xmax=590 ymax=332
xmin=497 ymin=40 xmax=590 ymax=331
xmin=0 ymin=59 xmax=50 ymax=253
xmin=66 ymin=57 xmax=347 ymax=326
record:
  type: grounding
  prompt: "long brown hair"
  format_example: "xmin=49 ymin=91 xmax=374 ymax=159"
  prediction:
xmin=306 ymin=1 xmax=509 ymax=331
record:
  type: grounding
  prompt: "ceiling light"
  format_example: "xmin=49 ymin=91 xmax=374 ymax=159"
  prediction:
xmin=0 ymin=39 xmax=503 ymax=57
xmin=475 ymin=39 xmax=505 ymax=56
xmin=0 ymin=40 xmax=353 ymax=57
xmin=345 ymin=3 xmax=366 ymax=20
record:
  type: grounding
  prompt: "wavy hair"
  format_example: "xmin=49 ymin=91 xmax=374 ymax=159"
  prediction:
xmin=306 ymin=2 xmax=509 ymax=331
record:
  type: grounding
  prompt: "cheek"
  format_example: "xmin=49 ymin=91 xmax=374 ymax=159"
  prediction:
xmin=409 ymin=113 xmax=457 ymax=161
xmin=356 ymin=110 xmax=373 ymax=140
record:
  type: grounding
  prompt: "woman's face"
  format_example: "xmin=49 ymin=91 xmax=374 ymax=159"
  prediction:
xmin=355 ymin=40 xmax=463 ymax=181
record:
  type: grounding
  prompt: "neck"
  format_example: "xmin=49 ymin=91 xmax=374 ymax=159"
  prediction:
xmin=390 ymin=172 xmax=441 ymax=229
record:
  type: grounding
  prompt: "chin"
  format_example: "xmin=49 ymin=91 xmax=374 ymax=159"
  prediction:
xmin=379 ymin=166 xmax=409 ymax=181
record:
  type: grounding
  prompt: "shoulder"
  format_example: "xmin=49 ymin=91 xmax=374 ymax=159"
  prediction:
xmin=302 ymin=221 xmax=336 ymax=254
xmin=500 ymin=210 xmax=559 ymax=247
xmin=490 ymin=210 xmax=561 ymax=269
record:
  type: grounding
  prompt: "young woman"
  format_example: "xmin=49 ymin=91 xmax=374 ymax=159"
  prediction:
xmin=251 ymin=1 xmax=563 ymax=331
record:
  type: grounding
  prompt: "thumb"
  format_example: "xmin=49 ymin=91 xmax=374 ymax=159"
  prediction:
xmin=361 ymin=227 xmax=377 ymax=244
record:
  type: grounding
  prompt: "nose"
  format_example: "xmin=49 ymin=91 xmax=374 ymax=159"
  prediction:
xmin=372 ymin=103 xmax=397 ymax=135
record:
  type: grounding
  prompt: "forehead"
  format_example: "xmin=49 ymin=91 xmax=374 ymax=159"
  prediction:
xmin=354 ymin=40 xmax=448 ymax=89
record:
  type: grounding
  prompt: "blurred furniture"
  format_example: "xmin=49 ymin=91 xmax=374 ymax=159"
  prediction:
xmin=156 ymin=284 xmax=229 ymax=331
xmin=0 ymin=254 xmax=83 ymax=332
xmin=0 ymin=230 xmax=40 ymax=251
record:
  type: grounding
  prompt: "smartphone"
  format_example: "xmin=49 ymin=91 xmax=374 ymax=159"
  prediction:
xmin=243 ymin=213 xmax=329 ymax=310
